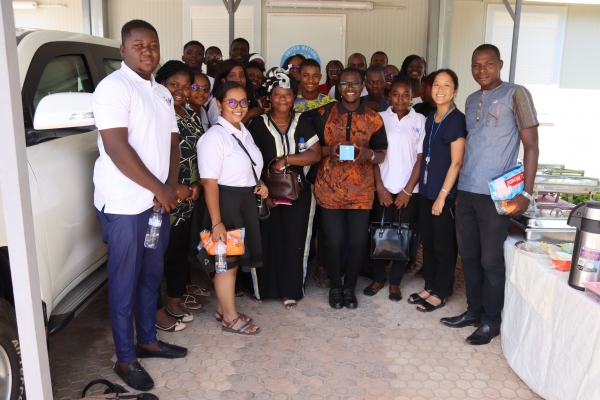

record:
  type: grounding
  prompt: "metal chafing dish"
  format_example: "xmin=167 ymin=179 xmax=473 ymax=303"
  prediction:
xmin=508 ymin=169 xmax=599 ymax=243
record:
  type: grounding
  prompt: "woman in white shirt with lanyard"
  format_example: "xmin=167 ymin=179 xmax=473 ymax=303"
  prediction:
xmin=197 ymin=81 xmax=268 ymax=335
xmin=363 ymin=76 xmax=426 ymax=301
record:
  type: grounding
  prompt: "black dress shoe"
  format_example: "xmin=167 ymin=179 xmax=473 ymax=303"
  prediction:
xmin=465 ymin=324 xmax=500 ymax=346
xmin=113 ymin=361 xmax=154 ymax=391
xmin=343 ymin=289 xmax=358 ymax=309
xmin=440 ymin=312 xmax=481 ymax=328
xmin=329 ymin=288 xmax=344 ymax=309
xmin=136 ymin=340 xmax=188 ymax=359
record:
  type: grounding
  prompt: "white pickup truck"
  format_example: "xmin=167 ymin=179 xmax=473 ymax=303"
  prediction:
xmin=0 ymin=29 xmax=122 ymax=399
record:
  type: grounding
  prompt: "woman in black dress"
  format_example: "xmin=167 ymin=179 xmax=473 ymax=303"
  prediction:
xmin=247 ymin=68 xmax=322 ymax=310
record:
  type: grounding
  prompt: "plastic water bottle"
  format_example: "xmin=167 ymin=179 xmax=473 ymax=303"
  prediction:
xmin=298 ymin=137 xmax=307 ymax=152
xmin=143 ymin=207 xmax=162 ymax=249
xmin=215 ymin=239 xmax=227 ymax=274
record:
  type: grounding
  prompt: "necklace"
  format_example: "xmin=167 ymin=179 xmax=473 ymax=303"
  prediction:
xmin=270 ymin=113 xmax=291 ymax=126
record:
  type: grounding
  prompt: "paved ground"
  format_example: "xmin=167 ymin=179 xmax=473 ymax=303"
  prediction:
xmin=51 ymin=261 xmax=543 ymax=400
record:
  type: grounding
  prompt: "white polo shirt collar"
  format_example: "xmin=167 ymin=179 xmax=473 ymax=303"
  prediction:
xmin=119 ymin=61 xmax=158 ymax=89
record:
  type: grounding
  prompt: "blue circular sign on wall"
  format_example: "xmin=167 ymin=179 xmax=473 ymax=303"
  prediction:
xmin=280 ymin=44 xmax=322 ymax=68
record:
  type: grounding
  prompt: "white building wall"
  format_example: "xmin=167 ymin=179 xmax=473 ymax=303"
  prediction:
xmin=13 ymin=0 xmax=83 ymax=33
xmin=449 ymin=0 xmax=600 ymax=178
xmin=106 ymin=0 xmax=184 ymax=62
xmin=262 ymin=0 xmax=429 ymax=69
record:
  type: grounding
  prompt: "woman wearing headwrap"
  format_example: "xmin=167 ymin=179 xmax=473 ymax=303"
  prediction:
xmin=247 ymin=68 xmax=322 ymax=310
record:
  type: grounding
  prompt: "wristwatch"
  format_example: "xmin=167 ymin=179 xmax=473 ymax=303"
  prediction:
xmin=370 ymin=149 xmax=376 ymax=161
xmin=520 ymin=191 xmax=534 ymax=202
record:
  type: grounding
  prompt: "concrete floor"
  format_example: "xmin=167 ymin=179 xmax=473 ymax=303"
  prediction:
xmin=51 ymin=262 xmax=543 ymax=400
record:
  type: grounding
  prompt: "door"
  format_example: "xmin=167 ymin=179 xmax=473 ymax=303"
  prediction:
xmin=22 ymin=42 xmax=118 ymax=304
xmin=267 ymin=13 xmax=346 ymax=84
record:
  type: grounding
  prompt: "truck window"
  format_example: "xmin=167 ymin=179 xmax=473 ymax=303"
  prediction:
xmin=103 ymin=59 xmax=122 ymax=75
xmin=33 ymin=55 xmax=93 ymax=111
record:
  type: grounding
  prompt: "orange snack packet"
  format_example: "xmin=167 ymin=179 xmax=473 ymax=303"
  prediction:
xmin=200 ymin=228 xmax=245 ymax=256
xmin=501 ymin=200 xmax=518 ymax=214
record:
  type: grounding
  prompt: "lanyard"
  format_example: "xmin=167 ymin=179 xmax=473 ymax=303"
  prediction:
xmin=425 ymin=105 xmax=454 ymax=166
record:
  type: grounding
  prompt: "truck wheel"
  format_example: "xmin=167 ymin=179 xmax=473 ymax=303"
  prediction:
xmin=0 ymin=298 xmax=25 ymax=400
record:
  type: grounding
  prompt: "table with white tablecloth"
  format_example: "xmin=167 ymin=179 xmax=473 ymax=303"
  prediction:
xmin=502 ymin=236 xmax=600 ymax=400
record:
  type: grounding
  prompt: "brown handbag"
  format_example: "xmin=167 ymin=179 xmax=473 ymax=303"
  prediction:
xmin=261 ymin=158 xmax=304 ymax=201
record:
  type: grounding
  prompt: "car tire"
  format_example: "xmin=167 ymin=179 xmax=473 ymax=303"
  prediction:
xmin=0 ymin=298 xmax=25 ymax=400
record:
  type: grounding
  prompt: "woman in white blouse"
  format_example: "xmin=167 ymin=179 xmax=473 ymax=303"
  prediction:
xmin=197 ymin=81 xmax=268 ymax=335
xmin=363 ymin=76 xmax=426 ymax=301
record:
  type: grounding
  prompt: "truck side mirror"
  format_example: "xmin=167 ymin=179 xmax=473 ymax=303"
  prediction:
xmin=33 ymin=93 xmax=95 ymax=130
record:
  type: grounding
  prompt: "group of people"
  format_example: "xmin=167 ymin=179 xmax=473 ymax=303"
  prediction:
xmin=92 ymin=19 xmax=539 ymax=391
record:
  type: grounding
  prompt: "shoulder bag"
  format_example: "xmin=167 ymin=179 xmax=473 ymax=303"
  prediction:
xmin=229 ymin=133 xmax=270 ymax=220
xmin=261 ymin=158 xmax=304 ymax=200
xmin=370 ymin=207 xmax=412 ymax=261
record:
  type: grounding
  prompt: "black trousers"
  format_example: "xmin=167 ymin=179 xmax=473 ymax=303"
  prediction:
xmin=371 ymin=193 xmax=419 ymax=286
xmin=157 ymin=218 xmax=192 ymax=310
xmin=419 ymin=195 xmax=457 ymax=298
xmin=456 ymin=190 xmax=510 ymax=330
xmin=321 ymin=208 xmax=370 ymax=290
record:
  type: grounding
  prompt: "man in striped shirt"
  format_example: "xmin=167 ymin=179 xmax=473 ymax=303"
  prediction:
xmin=441 ymin=44 xmax=539 ymax=346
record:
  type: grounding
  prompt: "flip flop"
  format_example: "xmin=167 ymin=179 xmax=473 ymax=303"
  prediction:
xmin=186 ymin=284 xmax=211 ymax=297
xmin=283 ymin=299 xmax=297 ymax=310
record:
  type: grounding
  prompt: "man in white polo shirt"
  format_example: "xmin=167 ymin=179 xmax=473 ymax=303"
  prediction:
xmin=93 ymin=19 xmax=187 ymax=391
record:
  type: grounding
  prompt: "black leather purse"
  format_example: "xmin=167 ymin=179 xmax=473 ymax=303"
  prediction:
xmin=230 ymin=134 xmax=270 ymax=220
xmin=370 ymin=207 xmax=412 ymax=261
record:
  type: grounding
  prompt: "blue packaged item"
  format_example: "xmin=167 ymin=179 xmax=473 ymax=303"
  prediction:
xmin=339 ymin=145 xmax=354 ymax=161
xmin=488 ymin=165 xmax=525 ymax=201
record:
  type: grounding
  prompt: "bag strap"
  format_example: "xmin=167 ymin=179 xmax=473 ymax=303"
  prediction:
xmin=81 ymin=379 xmax=128 ymax=397
xmin=216 ymin=123 xmax=260 ymax=186
xmin=380 ymin=207 xmax=403 ymax=228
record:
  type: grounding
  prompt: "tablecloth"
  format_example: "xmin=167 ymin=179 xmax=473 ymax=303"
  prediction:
xmin=502 ymin=236 xmax=600 ymax=400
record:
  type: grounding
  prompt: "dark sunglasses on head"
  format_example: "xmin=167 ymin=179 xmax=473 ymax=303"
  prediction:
xmin=206 ymin=55 xmax=223 ymax=61
xmin=339 ymin=81 xmax=362 ymax=89
xmin=328 ymin=67 xmax=341 ymax=72
xmin=384 ymin=72 xmax=398 ymax=78
xmin=191 ymin=84 xmax=210 ymax=93
xmin=224 ymin=99 xmax=248 ymax=108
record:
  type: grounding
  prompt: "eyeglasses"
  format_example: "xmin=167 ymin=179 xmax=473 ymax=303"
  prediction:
xmin=288 ymin=64 xmax=301 ymax=71
xmin=339 ymin=81 xmax=362 ymax=89
xmin=384 ymin=72 xmax=398 ymax=78
xmin=191 ymin=84 xmax=210 ymax=93
xmin=206 ymin=55 xmax=223 ymax=61
xmin=328 ymin=67 xmax=341 ymax=72
xmin=224 ymin=99 xmax=248 ymax=108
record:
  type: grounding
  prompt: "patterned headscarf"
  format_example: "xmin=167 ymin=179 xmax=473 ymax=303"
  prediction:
xmin=263 ymin=67 xmax=292 ymax=95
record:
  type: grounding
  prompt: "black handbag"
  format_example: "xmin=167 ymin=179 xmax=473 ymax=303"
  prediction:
xmin=230 ymin=133 xmax=270 ymax=220
xmin=261 ymin=158 xmax=304 ymax=200
xmin=370 ymin=207 xmax=412 ymax=261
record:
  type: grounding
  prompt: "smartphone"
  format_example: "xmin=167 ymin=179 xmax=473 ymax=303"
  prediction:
xmin=273 ymin=198 xmax=292 ymax=205
xmin=339 ymin=145 xmax=354 ymax=161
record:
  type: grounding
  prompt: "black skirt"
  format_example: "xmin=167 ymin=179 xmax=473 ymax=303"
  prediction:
xmin=202 ymin=185 xmax=263 ymax=272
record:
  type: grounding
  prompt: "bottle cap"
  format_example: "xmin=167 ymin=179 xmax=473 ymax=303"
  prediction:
xmin=299 ymin=137 xmax=305 ymax=142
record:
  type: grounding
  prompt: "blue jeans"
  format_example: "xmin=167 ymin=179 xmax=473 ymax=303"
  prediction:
xmin=96 ymin=207 xmax=170 ymax=362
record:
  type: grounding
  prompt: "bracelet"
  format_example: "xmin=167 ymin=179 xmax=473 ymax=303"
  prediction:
xmin=370 ymin=149 xmax=376 ymax=161
xmin=402 ymin=189 xmax=412 ymax=196
xmin=211 ymin=221 xmax=222 ymax=230
xmin=441 ymin=188 xmax=449 ymax=194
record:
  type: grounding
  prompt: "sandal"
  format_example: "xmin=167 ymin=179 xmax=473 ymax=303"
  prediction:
xmin=283 ymin=299 xmax=297 ymax=310
xmin=407 ymin=289 xmax=432 ymax=305
xmin=313 ymin=268 xmax=331 ymax=289
xmin=179 ymin=294 xmax=202 ymax=310
xmin=215 ymin=310 xmax=252 ymax=323
xmin=186 ymin=284 xmax=210 ymax=297
xmin=251 ymin=295 xmax=263 ymax=304
xmin=166 ymin=307 xmax=194 ymax=323
xmin=414 ymin=266 xmax=424 ymax=278
xmin=222 ymin=318 xmax=260 ymax=335
xmin=155 ymin=321 xmax=186 ymax=332
xmin=416 ymin=294 xmax=446 ymax=312
xmin=363 ymin=282 xmax=385 ymax=296
xmin=235 ymin=290 xmax=244 ymax=297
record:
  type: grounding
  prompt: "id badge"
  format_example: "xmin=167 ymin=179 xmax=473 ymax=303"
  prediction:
xmin=423 ymin=168 xmax=428 ymax=185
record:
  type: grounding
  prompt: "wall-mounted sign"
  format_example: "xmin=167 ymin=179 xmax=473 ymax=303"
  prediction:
xmin=280 ymin=44 xmax=322 ymax=68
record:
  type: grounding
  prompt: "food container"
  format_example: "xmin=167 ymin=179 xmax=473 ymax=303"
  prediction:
xmin=583 ymin=282 xmax=600 ymax=303
xmin=551 ymin=252 xmax=571 ymax=271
